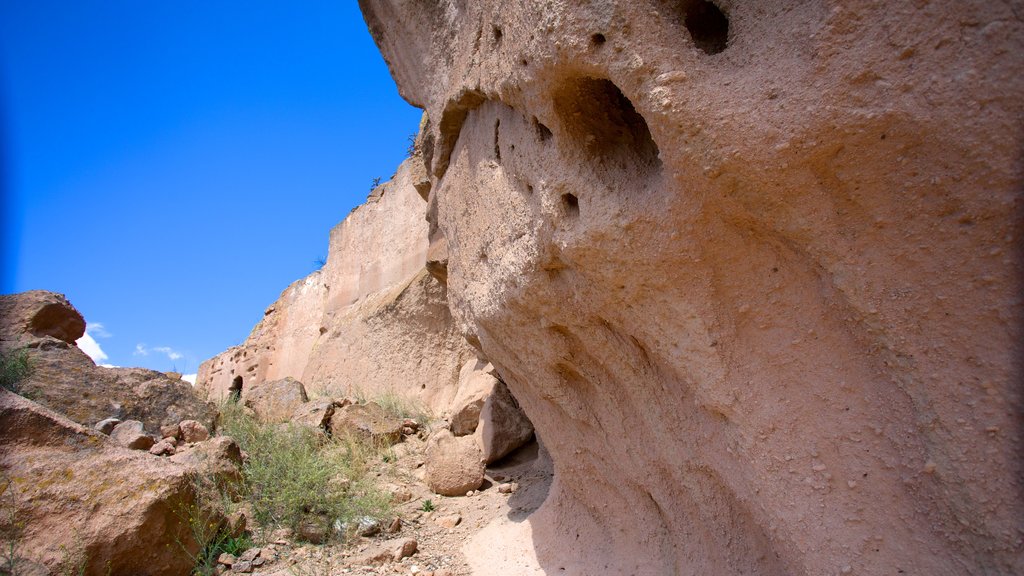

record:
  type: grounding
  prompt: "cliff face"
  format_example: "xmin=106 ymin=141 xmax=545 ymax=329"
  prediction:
xmin=197 ymin=158 xmax=475 ymax=412
xmin=360 ymin=1 xmax=1024 ymax=574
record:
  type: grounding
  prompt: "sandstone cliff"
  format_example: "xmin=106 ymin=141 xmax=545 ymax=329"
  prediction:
xmin=197 ymin=157 xmax=476 ymax=412
xmin=359 ymin=1 xmax=1024 ymax=574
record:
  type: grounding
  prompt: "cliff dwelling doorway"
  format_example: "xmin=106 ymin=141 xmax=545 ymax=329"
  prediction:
xmin=229 ymin=375 xmax=243 ymax=402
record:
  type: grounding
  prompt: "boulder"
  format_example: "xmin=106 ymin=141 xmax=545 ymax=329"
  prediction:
xmin=330 ymin=402 xmax=403 ymax=446
xmin=243 ymin=377 xmax=309 ymax=423
xmin=94 ymin=417 xmax=121 ymax=435
xmin=179 ymin=419 xmax=209 ymax=443
xmin=0 ymin=290 xmax=85 ymax=346
xmin=109 ymin=419 xmax=154 ymax=451
xmin=290 ymin=396 xmax=347 ymax=432
xmin=476 ymin=381 xmax=534 ymax=464
xmin=424 ymin=429 xmax=484 ymax=496
xmin=170 ymin=436 xmax=243 ymax=487
xmin=448 ymin=358 xmax=498 ymax=436
xmin=149 ymin=439 xmax=176 ymax=456
xmin=0 ymin=389 xmax=200 ymax=575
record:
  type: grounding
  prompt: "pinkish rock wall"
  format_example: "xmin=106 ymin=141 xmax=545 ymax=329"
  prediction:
xmin=197 ymin=158 xmax=475 ymax=412
xmin=360 ymin=0 xmax=1023 ymax=574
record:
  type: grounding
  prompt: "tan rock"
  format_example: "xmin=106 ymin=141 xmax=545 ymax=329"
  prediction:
xmin=476 ymin=380 xmax=533 ymax=464
xmin=434 ymin=513 xmax=461 ymax=529
xmin=94 ymin=417 xmax=120 ymax=435
xmin=170 ymin=436 xmax=243 ymax=487
xmin=0 ymin=290 xmax=85 ymax=346
xmin=109 ymin=420 xmax=154 ymax=451
xmin=178 ymin=419 xmax=209 ymax=443
xmin=0 ymin=389 xmax=200 ymax=575
xmin=290 ymin=396 xmax=346 ymax=432
xmin=149 ymin=439 xmax=176 ymax=456
xmin=330 ymin=402 xmax=403 ymax=446
xmin=448 ymin=358 xmax=498 ymax=436
xmin=425 ymin=429 xmax=484 ymax=496
xmin=241 ymin=376 xmax=309 ymax=423
xmin=159 ymin=422 xmax=181 ymax=439
xmin=362 ymin=0 xmax=1024 ymax=574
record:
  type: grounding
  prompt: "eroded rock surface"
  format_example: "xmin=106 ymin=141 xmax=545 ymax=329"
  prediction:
xmin=361 ymin=1 xmax=1024 ymax=574
xmin=0 ymin=389 xmax=201 ymax=576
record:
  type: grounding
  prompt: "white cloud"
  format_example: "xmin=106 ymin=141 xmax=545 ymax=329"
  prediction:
xmin=86 ymin=322 xmax=112 ymax=338
xmin=134 ymin=343 xmax=184 ymax=361
xmin=181 ymin=374 xmax=197 ymax=385
xmin=153 ymin=346 xmax=183 ymax=361
xmin=76 ymin=332 xmax=108 ymax=364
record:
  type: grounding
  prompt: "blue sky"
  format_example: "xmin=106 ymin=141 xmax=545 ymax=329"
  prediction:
xmin=0 ymin=1 xmax=422 ymax=377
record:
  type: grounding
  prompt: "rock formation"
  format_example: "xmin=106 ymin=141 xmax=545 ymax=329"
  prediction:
xmin=359 ymin=1 xmax=1024 ymax=574
xmin=0 ymin=291 xmax=215 ymax=432
xmin=0 ymin=389 xmax=203 ymax=576
xmin=197 ymin=158 xmax=476 ymax=413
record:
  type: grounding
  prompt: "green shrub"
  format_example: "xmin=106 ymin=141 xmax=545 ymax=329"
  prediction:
xmin=0 ymin=350 xmax=32 ymax=394
xmin=216 ymin=402 xmax=390 ymax=542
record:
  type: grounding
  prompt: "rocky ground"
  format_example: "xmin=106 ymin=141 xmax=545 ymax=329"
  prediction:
xmin=219 ymin=437 xmax=552 ymax=576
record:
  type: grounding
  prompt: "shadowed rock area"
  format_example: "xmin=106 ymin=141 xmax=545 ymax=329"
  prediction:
xmin=359 ymin=0 xmax=1024 ymax=574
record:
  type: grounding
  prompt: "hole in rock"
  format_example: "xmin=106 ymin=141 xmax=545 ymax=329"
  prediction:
xmin=562 ymin=193 xmax=580 ymax=218
xmin=552 ymin=77 xmax=660 ymax=170
xmin=533 ymin=117 xmax=552 ymax=142
xmin=683 ymin=0 xmax=729 ymax=55
xmin=494 ymin=119 xmax=501 ymax=160
xmin=229 ymin=376 xmax=243 ymax=402
xmin=493 ymin=25 xmax=503 ymax=44
xmin=591 ymin=33 xmax=606 ymax=46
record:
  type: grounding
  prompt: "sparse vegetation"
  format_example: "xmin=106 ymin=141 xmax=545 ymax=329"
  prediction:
xmin=370 ymin=176 xmax=382 ymax=190
xmin=354 ymin=388 xmax=430 ymax=427
xmin=215 ymin=401 xmax=391 ymax=543
xmin=420 ymin=499 xmax=435 ymax=512
xmin=174 ymin=497 xmax=249 ymax=576
xmin=0 ymin=350 xmax=32 ymax=394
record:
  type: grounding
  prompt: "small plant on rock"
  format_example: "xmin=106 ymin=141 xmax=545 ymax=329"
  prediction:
xmin=420 ymin=499 xmax=435 ymax=513
xmin=0 ymin=350 xmax=32 ymax=395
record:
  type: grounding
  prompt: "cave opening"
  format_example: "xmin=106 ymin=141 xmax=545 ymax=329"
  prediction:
xmin=229 ymin=375 xmax=243 ymax=402
xmin=683 ymin=0 xmax=729 ymax=55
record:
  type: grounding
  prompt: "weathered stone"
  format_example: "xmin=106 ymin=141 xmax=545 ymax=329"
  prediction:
xmin=149 ymin=439 xmax=176 ymax=456
xmin=330 ymin=402 xmax=403 ymax=446
xmin=290 ymin=396 xmax=345 ymax=432
xmin=295 ymin=517 xmax=330 ymax=545
xmin=392 ymin=538 xmax=418 ymax=561
xmin=476 ymin=380 xmax=534 ymax=464
xmin=0 ymin=389 xmax=202 ymax=575
xmin=178 ymin=419 xmax=209 ymax=443
xmin=0 ymin=290 xmax=85 ymax=346
xmin=109 ymin=420 xmax=154 ymax=451
xmin=216 ymin=553 xmax=236 ymax=567
xmin=448 ymin=358 xmax=498 ymax=437
xmin=170 ymin=436 xmax=243 ymax=487
xmin=434 ymin=513 xmax=461 ymax=529
xmin=95 ymin=417 xmax=121 ymax=435
xmin=242 ymin=377 xmax=308 ymax=423
xmin=361 ymin=1 xmax=1024 ymax=574
xmin=159 ymin=423 xmax=181 ymax=440
xmin=425 ymin=429 xmax=484 ymax=496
